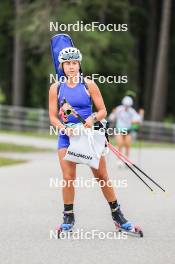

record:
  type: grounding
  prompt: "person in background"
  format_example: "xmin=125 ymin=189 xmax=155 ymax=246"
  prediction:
xmin=108 ymin=96 xmax=142 ymax=167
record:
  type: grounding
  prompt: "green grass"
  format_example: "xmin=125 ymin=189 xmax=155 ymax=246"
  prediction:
xmin=0 ymin=143 xmax=53 ymax=153
xmin=0 ymin=129 xmax=57 ymax=139
xmin=132 ymin=141 xmax=175 ymax=148
xmin=109 ymin=138 xmax=175 ymax=148
xmin=0 ymin=157 xmax=27 ymax=167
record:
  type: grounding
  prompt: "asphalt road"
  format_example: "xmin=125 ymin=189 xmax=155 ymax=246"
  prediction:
xmin=0 ymin=134 xmax=175 ymax=264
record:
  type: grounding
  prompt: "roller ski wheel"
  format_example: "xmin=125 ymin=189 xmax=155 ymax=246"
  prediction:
xmin=55 ymin=211 xmax=75 ymax=239
xmin=114 ymin=222 xmax=143 ymax=238
xmin=55 ymin=224 xmax=74 ymax=239
xmin=112 ymin=205 xmax=143 ymax=238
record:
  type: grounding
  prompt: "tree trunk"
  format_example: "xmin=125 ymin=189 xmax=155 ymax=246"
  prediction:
xmin=99 ymin=0 xmax=108 ymax=24
xmin=144 ymin=0 xmax=158 ymax=119
xmin=150 ymin=0 xmax=172 ymax=121
xmin=12 ymin=0 xmax=25 ymax=106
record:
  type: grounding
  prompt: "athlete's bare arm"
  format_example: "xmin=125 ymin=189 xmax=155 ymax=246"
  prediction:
xmin=49 ymin=82 xmax=65 ymax=130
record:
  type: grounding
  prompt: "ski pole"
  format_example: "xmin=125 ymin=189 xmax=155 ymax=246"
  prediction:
xmin=107 ymin=143 xmax=154 ymax=192
xmin=60 ymin=98 xmax=166 ymax=192
xmin=108 ymin=143 xmax=165 ymax=192
xmin=61 ymin=98 xmax=86 ymax=124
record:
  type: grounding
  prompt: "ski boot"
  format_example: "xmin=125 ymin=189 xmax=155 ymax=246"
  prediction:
xmin=55 ymin=210 xmax=75 ymax=239
xmin=112 ymin=205 xmax=143 ymax=237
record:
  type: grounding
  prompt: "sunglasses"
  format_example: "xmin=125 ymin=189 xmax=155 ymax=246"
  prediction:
xmin=62 ymin=52 xmax=80 ymax=61
xmin=64 ymin=109 xmax=72 ymax=115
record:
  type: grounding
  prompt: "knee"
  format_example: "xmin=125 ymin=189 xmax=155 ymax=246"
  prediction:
xmin=95 ymin=173 xmax=109 ymax=183
xmin=117 ymin=139 xmax=123 ymax=147
xmin=63 ymin=173 xmax=76 ymax=182
xmin=125 ymin=139 xmax=131 ymax=147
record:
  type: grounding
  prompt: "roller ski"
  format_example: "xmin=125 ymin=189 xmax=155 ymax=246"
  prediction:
xmin=112 ymin=205 xmax=143 ymax=238
xmin=55 ymin=210 xmax=75 ymax=239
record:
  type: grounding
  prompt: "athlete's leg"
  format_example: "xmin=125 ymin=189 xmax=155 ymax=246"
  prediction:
xmin=91 ymin=157 xmax=131 ymax=227
xmin=58 ymin=148 xmax=76 ymax=204
xmin=124 ymin=134 xmax=132 ymax=157
xmin=116 ymin=134 xmax=124 ymax=152
xmin=116 ymin=134 xmax=125 ymax=167
xmin=91 ymin=157 xmax=116 ymax=202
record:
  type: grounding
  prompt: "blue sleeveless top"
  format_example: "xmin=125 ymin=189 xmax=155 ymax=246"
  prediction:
xmin=58 ymin=81 xmax=92 ymax=124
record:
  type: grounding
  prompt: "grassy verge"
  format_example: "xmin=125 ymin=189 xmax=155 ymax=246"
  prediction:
xmin=0 ymin=129 xmax=56 ymax=139
xmin=0 ymin=157 xmax=27 ymax=167
xmin=0 ymin=143 xmax=53 ymax=153
xmin=132 ymin=141 xmax=175 ymax=148
xmin=109 ymin=138 xmax=175 ymax=148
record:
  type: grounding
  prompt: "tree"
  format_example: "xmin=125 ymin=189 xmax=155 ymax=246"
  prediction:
xmin=12 ymin=0 xmax=25 ymax=106
xmin=144 ymin=0 xmax=158 ymax=119
xmin=150 ymin=0 xmax=172 ymax=121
